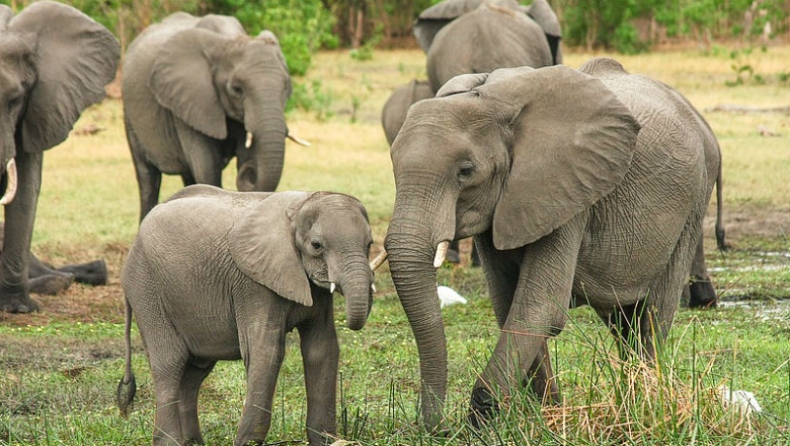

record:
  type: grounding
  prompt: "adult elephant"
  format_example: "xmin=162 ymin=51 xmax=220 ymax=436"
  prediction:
xmin=380 ymin=59 xmax=721 ymax=429
xmin=123 ymin=12 xmax=304 ymax=222
xmin=0 ymin=2 xmax=119 ymax=313
xmin=415 ymin=0 xmax=562 ymax=93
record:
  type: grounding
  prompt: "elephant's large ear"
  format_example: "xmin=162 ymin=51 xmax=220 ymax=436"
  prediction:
xmin=0 ymin=5 xmax=13 ymax=30
xmin=525 ymin=0 xmax=562 ymax=64
xmin=150 ymin=28 xmax=228 ymax=140
xmin=228 ymin=192 xmax=313 ymax=306
xmin=9 ymin=2 xmax=119 ymax=154
xmin=480 ymin=65 xmax=640 ymax=250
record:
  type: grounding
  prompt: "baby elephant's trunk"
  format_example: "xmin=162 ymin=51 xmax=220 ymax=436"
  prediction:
xmin=117 ymin=298 xmax=137 ymax=417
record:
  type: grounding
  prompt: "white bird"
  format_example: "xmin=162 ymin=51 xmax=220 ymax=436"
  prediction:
xmin=437 ymin=284 xmax=467 ymax=308
xmin=718 ymin=385 xmax=762 ymax=415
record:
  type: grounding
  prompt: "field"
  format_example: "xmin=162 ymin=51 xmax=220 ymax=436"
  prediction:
xmin=1 ymin=45 xmax=789 ymax=444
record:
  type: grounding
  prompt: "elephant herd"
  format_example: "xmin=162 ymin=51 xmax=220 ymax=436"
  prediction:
xmin=0 ymin=1 xmax=728 ymax=445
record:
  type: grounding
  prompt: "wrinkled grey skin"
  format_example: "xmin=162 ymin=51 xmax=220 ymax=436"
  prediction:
xmin=384 ymin=59 xmax=721 ymax=429
xmin=118 ymin=185 xmax=375 ymax=446
xmin=123 ymin=12 xmax=293 ymax=222
xmin=0 ymin=2 xmax=119 ymax=313
xmin=416 ymin=0 xmax=562 ymax=93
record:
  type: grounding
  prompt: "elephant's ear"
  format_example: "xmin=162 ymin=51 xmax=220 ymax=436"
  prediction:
xmin=228 ymin=192 xmax=313 ymax=306
xmin=479 ymin=65 xmax=640 ymax=250
xmin=0 ymin=5 xmax=12 ymax=30
xmin=150 ymin=28 xmax=228 ymax=140
xmin=525 ymin=0 xmax=562 ymax=64
xmin=9 ymin=1 xmax=119 ymax=154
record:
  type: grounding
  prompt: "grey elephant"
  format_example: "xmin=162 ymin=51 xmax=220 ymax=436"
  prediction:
xmin=0 ymin=2 xmax=119 ymax=313
xmin=381 ymin=79 xmax=434 ymax=146
xmin=117 ymin=185 xmax=375 ymax=446
xmin=416 ymin=0 xmax=562 ymax=93
xmin=378 ymin=59 xmax=722 ymax=429
xmin=123 ymin=12 xmax=305 ymax=222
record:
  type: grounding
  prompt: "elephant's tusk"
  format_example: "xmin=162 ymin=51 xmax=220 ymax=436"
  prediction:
xmin=434 ymin=241 xmax=449 ymax=268
xmin=0 ymin=159 xmax=17 ymax=206
xmin=369 ymin=249 xmax=388 ymax=270
xmin=330 ymin=282 xmax=336 ymax=294
xmin=371 ymin=284 xmax=377 ymax=293
xmin=245 ymin=131 xmax=253 ymax=149
xmin=287 ymin=133 xmax=311 ymax=147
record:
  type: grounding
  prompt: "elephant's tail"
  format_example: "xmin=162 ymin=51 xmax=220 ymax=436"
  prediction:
xmin=715 ymin=155 xmax=727 ymax=251
xmin=117 ymin=297 xmax=137 ymax=418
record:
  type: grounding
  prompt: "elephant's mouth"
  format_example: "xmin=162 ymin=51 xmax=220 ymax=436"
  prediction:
xmin=0 ymin=159 xmax=18 ymax=206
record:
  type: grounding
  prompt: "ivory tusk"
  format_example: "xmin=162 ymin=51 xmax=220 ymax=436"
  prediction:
xmin=434 ymin=241 xmax=450 ymax=268
xmin=371 ymin=284 xmax=377 ymax=293
xmin=0 ymin=159 xmax=17 ymax=206
xmin=369 ymin=249 xmax=388 ymax=270
xmin=287 ymin=134 xmax=311 ymax=147
xmin=330 ymin=282 xmax=336 ymax=294
xmin=245 ymin=131 xmax=253 ymax=149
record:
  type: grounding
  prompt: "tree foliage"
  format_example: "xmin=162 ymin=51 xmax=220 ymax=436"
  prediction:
xmin=2 ymin=0 xmax=787 ymax=70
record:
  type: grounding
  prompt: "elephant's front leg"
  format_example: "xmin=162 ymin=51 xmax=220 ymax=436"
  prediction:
xmin=174 ymin=119 xmax=224 ymax=187
xmin=1 ymin=152 xmax=43 ymax=313
xmin=235 ymin=328 xmax=286 ymax=446
xmin=298 ymin=309 xmax=339 ymax=446
xmin=471 ymin=220 xmax=585 ymax=424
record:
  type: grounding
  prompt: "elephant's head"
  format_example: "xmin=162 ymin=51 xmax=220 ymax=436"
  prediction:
xmin=383 ymin=65 xmax=640 ymax=428
xmin=229 ymin=192 xmax=375 ymax=330
xmin=150 ymin=27 xmax=292 ymax=192
xmin=0 ymin=1 xmax=119 ymax=204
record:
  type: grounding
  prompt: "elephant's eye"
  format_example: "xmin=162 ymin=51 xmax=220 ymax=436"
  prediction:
xmin=310 ymin=240 xmax=323 ymax=251
xmin=229 ymin=83 xmax=243 ymax=96
xmin=458 ymin=162 xmax=475 ymax=182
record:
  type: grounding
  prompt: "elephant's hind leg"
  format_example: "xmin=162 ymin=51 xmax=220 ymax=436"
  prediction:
xmin=142 ymin=328 xmax=190 ymax=445
xmin=178 ymin=360 xmax=216 ymax=445
xmin=686 ymin=233 xmax=717 ymax=308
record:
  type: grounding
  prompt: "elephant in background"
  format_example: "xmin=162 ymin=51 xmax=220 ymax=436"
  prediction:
xmin=381 ymin=79 xmax=434 ymax=146
xmin=0 ymin=2 xmax=119 ymax=313
xmin=123 ymin=12 xmax=305 ymax=222
xmin=415 ymin=0 xmax=562 ymax=93
xmin=118 ymin=185 xmax=375 ymax=446
xmin=380 ymin=59 xmax=722 ymax=429
xmin=0 ymin=222 xmax=107 ymax=295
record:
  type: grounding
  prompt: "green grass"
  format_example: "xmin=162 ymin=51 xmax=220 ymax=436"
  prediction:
xmin=1 ymin=45 xmax=789 ymax=444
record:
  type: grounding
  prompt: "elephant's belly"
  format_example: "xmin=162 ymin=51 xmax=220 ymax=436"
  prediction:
xmin=128 ymin=105 xmax=189 ymax=174
xmin=179 ymin=322 xmax=242 ymax=361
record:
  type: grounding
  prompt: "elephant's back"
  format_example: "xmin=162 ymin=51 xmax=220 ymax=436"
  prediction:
xmin=427 ymin=5 xmax=552 ymax=91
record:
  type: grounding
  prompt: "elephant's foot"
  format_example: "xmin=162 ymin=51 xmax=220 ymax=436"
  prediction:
xmin=57 ymin=259 xmax=108 ymax=286
xmin=468 ymin=386 xmax=499 ymax=429
xmin=0 ymin=290 xmax=39 ymax=313
xmin=688 ymin=275 xmax=718 ymax=308
xmin=30 ymin=273 xmax=75 ymax=295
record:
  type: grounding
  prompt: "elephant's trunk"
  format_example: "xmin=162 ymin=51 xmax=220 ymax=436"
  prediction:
xmin=237 ymin=87 xmax=287 ymax=192
xmin=337 ymin=256 xmax=375 ymax=331
xmin=385 ymin=215 xmax=449 ymax=431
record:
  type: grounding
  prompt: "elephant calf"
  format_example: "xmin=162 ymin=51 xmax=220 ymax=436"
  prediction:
xmin=117 ymin=185 xmax=375 ymax=446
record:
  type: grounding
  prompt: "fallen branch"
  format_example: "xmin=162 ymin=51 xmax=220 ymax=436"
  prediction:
xmin=705 ymin=104 xmax=790 ymax=114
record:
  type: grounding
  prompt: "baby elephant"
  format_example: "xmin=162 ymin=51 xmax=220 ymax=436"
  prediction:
xmin=117 ymin=185 xmax=375 ymax=446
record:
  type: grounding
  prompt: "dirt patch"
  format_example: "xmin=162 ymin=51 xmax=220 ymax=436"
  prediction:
xmin=703 ymin=204 xmax=790 ymax=248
